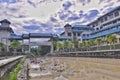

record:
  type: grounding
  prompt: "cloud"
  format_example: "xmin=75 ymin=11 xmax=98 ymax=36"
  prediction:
xmin=0 ymin=0 xmax=120 ymax=35
xmin=86 ymin=10 xmax=99 ymax=19
xmin=0 ymin=0 xmax=18 ymax=3
xmin=62 ymin=1 xmax=72 ymax=10
xmin=67 ymin=13 xmax=80 ymax=21
xmin=23 ymin=25 xmax=40 ymax=30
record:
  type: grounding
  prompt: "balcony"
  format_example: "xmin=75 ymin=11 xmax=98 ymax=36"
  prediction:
xmin=92 ymin=21 xmax=120 ymax=34
xmin=101 ymin=15 xmax=120 ymax=26
xmin=83 ymin=27 xmax=120 ymax=39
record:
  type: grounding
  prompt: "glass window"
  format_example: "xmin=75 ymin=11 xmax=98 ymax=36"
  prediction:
xmin=115 ymin=11 xmax=119 ymax=17
xmin=78 ymin=33 xmax=81 ymax=36
xmin=68 ymin=33 xmax=71 ymax=36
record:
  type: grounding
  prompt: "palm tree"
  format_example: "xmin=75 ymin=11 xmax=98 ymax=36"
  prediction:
xmin=0 ymin=42 xmax=4 ymax=52
xmin=63 ymin=40 xmax=69 ymax=52
xmin=68 ymin=41 xmax=74 ymax=52
xmin=10 ymin=40 xmax=21 ymax=55
xmin=85 ymin=40 xmax=91 ymax=51
xmin=89 ymin=39 xmax=94 ymax=46
xmin=52 ymin=38 xmax=59 ymax=51
xmin=96 ymin=38 xmax=102 ymax=50
xmin=72 ymin=36 xmax=78 ymax=49
xmin=78 ymin=42 xmax=84 ymax=48
xmin=56 ymin=42 xmax=63 ymax=51
xmin=106 ymin=34 xmax=117 ymax=49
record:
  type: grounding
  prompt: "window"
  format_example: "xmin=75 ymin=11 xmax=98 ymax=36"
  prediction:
xmin=96 ymin=28 xmax=99 ymax=30
xmin=115 ymin=11 xmax=119 ymax=17
xmin=83 ymin=34 xmax=85 ymax=36
xmin=78 ymin=33 xmax=81 ymax=36
xmin=104 ymin=16 xmax=108 ymax=21
xmin=73 ymin=33 xmax=76 ymax=36
xmin=68 ymin=33 xmax=71 ymax=36
xmin=100 ymin=18 xmax=103 ymax=23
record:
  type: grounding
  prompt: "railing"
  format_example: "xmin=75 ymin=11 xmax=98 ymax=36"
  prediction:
xmin=83 ymin=24 xmax=120 ymax=39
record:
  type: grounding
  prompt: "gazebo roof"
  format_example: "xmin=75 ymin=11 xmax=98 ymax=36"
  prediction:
xmin=0 ymin=19 xmax=11 ymax=24
xmin=0 ymin=26 xmax=14 ymax=33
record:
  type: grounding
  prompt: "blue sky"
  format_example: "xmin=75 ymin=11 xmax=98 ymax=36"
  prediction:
xmin=0 ymin=0 xmax=120 ymax=35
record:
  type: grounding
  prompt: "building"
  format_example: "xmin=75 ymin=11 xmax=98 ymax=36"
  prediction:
xmin=59 ymin=24 xmax=93 ymax=42
xmin=59 ymin=6 xmax=120 ymax=43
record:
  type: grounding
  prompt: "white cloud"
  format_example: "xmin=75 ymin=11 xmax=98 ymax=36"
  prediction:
xmin=0 ymin=0 xmax=120 ymax=35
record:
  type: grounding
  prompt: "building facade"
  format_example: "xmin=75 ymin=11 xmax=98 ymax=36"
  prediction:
xmin=59 ymin=6 xmax=120 ymax=43
xmin=0 ymin=19 xmax=14 ymax=51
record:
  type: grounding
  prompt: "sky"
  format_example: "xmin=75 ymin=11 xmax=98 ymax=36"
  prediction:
xmin=0 ymin=0 xmax=120 ymax=35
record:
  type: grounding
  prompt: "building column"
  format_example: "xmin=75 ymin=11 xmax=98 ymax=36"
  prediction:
xmin=51 ymin=43 xmax=53 ymax=53
xmin=22 ymin=39 xmax=24 ymax=53
xmin=28 ymin=38 xmax=31 ymax=53
xmin=6 ymin=38 xmax=9 ymax=52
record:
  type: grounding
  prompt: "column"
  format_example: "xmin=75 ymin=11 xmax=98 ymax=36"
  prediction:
xmin=22 ymin=39 xmax=24 ymax=52
xmin=28 ymin=38 xmax=31 ymax=53
xmin=50 ymin=39 xmax=53 ymax=53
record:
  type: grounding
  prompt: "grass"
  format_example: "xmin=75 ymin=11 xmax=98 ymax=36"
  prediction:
xmin=9 ymin=58 xmax=25 ymax=80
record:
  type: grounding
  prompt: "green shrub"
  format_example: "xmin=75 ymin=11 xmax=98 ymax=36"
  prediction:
xmin=9 ymin=58 xmax=25 ymax=80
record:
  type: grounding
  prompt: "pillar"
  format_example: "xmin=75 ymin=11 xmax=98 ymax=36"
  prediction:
xmin=6 ymin=39 xmax=9 ymax=52
xmin=28 ymin=38 xmax=31 ymax=53
xmin=22 ymin=39 xmax=24 ymax=52
xmin=50 ymin=40 xmax=53 ymax=53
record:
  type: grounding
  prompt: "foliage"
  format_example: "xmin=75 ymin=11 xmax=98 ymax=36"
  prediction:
xmin=10 ymin=40 xmax=21 ymax=49
xmin=56 ymin=42 xmax=63 ymax=49
xmin=106 ymin=34 xmax=117 ymax=44
xmin=52 ymin=38 xmax=59 ymax=50
xmin=72 ymin=36 xmax=78 ymax=48
xmin=0 ymin=42 xmax=4 ymax=48
xmin=68 ymin=42 xmax=74 ymax=48
xmin=22 ymin=44 xmax=29 ymax=51
xmin=9 ymin=58 xmax=25 ymax=80
xmin=63 ymin=40 xmax=69 ymax=48
xmin=96 ymin=38 xmax=102 ymax=45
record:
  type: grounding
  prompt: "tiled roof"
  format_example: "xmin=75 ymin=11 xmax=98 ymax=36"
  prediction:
xmin=0 ymin=26 xmax=14 ymax=33
xmin=30 ymin=33 xmax=53 ymax=38
xmin=64 ymin=23 xmax=72 ymax=27
xmin=9 ymin=33 xmax=22 ymax=40
xmin=0 ymin=19 xmax=11 ymax=24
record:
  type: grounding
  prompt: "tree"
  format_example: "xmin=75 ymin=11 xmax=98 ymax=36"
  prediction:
xmin=22 ymin=44 xmax=29 ymax=52
xmin=10 ymin=40 xmax=21 ymax=55
xmin=78 ymin=42 xmax=84 ymax=48
xmin=63 ymin=40 xmax=69 ymax=49
xmin=96 ymin=38 xmax=102 ymax=50
xmin=0 ymin=42 xmax=4 ymax=52
xmin=89 ymin=39 xmax=94 ymax=46
xmin=68 ymin=41 xmax=74 ymax=52
xmin=85 ymin=40 xmax=91 ymax=51
xmin=52 ymin=38 xmax=59 ymax=51
xmin=56 ymin=42 xmax=63 ymax=51
xmin=107 ymin=34 xmax=117 ymax=49
xmin=72 ymin=36 xmax=78 ymax=48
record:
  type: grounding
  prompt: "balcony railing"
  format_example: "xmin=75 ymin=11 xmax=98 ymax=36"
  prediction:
xmin=83 ymin=26 xmax=120 ymax=39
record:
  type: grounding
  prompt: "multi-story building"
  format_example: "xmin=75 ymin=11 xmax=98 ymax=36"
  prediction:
xmin=59 ymin=24 xmax=93 ymax=42
xmin=59 ymin=6 xmax=120 ymax=43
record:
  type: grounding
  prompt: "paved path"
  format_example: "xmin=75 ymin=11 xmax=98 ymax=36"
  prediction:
xmin=0 ymin=56 xmax=23 ymax=67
